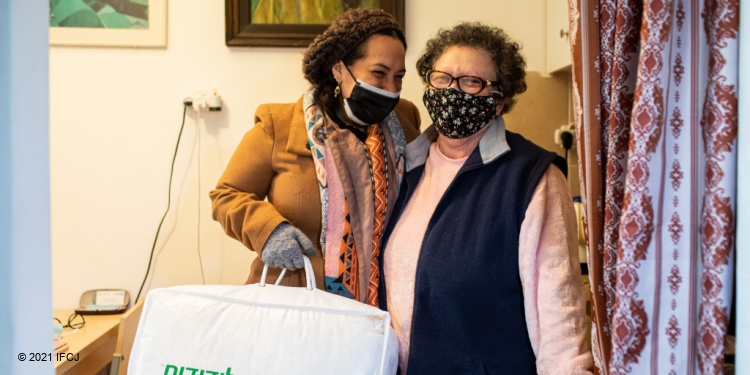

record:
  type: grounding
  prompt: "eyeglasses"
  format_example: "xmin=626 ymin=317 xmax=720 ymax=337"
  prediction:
xmin=54 ymin=313 xmax=86 ymax=330
xmin=426 ymin=70 xmax=502 ymax=95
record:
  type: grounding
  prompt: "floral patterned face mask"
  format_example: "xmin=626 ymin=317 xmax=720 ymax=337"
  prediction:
xmin=422 ymin=87 xmax=498 ymax=139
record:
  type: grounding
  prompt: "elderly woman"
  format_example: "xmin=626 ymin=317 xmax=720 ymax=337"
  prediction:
xmin=378 ymin=23 xmax=593 ymax=374
xmin=210 ymin=8 xmax=420 ymax=307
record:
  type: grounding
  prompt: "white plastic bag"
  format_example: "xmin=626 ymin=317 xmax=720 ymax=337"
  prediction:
xmin=128 ymin=256 xmax=398 ymax=375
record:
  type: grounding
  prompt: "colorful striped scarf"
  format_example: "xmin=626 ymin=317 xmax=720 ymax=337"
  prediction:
xmin=303 ymin=89 xmax=404 ymax=306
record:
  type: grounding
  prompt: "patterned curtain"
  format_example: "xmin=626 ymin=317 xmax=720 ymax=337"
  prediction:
xmin=568 ymin=0 xmax=738 ymax=374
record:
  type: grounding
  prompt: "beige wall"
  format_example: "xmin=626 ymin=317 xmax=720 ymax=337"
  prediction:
xmin=505 ymin=70 xmax=579 ymax=196
xmin=50 ymin=0 xmax=566 ymax=308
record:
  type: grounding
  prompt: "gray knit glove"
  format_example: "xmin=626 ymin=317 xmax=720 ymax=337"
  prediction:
xmin=261 ymin=223 xmax=316 ymax=270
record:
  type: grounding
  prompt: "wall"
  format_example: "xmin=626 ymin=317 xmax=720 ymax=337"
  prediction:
xmin=505 ymin=70 xmax=578 ymax=195
xmin=49 ymin=0 xmax=558 ymax=308
xmin=736 ymin=0 xmax=749 ymax=368
xmin=1 ymin=0 xmax=53 ymax=373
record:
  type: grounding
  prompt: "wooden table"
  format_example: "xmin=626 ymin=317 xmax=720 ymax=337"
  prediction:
xmin=53 ymin=310 xmax=121 ymax=375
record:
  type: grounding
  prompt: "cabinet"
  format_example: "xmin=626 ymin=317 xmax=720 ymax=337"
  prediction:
xmin=546 ymin=0 xmax=572 ymax=74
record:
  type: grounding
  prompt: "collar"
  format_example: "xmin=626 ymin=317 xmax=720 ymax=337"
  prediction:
xmin=405 ymin=116 xmax=510 ymax=172
xmin=287 ymin=92 xmax=314 ymax=156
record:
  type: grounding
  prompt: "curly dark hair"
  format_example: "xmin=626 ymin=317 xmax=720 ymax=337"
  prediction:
xmin=302 ymin=8 xmax=406 ymax=117
xmin=415 ymin=22 xmax=527 ymax=115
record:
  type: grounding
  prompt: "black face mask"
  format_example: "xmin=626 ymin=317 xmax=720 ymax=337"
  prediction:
xmin=342 ymin=66 xmax=400 ymax=126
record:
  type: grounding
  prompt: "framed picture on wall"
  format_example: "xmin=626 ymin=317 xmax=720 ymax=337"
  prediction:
xmin=225 ymin=0 xmax=405 ymax=47
xmin=50 ymin=0 xmax=168 ymax=47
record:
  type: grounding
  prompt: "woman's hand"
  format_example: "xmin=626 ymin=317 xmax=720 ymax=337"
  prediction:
xmin=261 ymin=223 xmax=316 ymax=270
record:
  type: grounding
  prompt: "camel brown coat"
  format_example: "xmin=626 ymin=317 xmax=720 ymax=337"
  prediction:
xmin=210 ymin=96 xmax=421 ymax=290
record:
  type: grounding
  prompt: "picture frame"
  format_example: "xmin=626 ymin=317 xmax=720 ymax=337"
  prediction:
xmin=225 ymin=0 xmax=405 ymax=47
xmin=50 ymin=0 xmax=168 ymax=48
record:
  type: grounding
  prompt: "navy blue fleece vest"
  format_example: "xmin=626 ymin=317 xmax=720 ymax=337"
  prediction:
xmin=379 ymin=131 xmax=566 ymax=375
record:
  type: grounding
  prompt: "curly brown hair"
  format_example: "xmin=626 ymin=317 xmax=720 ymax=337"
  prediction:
xmin=416 ymin=22 xmax=527 ymax=115
xmin=302 ymin=8 xmax=406 ymax=117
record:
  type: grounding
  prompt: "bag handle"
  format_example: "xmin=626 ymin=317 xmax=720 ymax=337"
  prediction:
xmin=259 ymin=255 xmax=316 ymax=291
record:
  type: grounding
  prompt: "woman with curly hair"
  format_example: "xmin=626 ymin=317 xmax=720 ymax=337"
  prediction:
xmin=209 ymin=8 xmax=420 ymax=307
xmin=377 ymin=23 xmax=593 ymax=374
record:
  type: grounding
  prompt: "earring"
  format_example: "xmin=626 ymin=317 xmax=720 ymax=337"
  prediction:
xmin=334 ymin=85 xmax=341 ymax=97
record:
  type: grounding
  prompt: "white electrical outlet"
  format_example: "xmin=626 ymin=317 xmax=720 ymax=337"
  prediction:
xmin=184 ymin=89 xmax=222 ymax=112
xmin=554 ymin=124 xmax=576 ymax=148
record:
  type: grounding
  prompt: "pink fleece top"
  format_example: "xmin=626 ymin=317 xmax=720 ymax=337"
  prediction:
xmin=384 ymin=142 xmax=593 ymax=374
